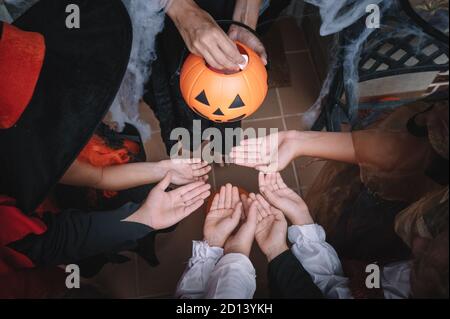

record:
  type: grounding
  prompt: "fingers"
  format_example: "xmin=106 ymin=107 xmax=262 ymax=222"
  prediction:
xmin=218 ymin=185 xmax=226 ymax=209
xmin=269 ymin=173 xmax=279 ymax=190
xmin=185 ymin=188 xmax=212 ymax=206
xmin=249 ymin=199 xmax=263 ymax=222
xmin=191 ymin=160 xmax=209 ymax=170
xmin=231 ymin=186 xmax=240 ymax=208
xmin=218 ymin=39 xmax=246 ymax=66
xmin=256 ymin=194 xmax=272 ymax=218
xmin=276 ymin=172 xmax=288 ymax=190
xmin=184 ymin=199 xmax=205 ymax=217
xmin=231 ymin=202 xmax=243 ymax=223
xmin=240 ymin=193 xmax=250 ymax=216
xmin=258 ymin=172 xmax=266 ymax=190
xmin=225 ymin=183 xmax=233 ymax=208
xmin=173 ymin=180 xmax=207 ymax=197
xmin=210 ymin=193 xmax=220 ymax=211
xmin=245 ymin=202 xmax=259 ymax=226
xmin=260 ymin=186 xmax=283 ymax=209
xmin=181 ymin=183 xmax=211 ymax=203
xmin=192 ymin=165 xmax=212 ymax=177
xmin=157 ymin=172 xmax=172 ymax=191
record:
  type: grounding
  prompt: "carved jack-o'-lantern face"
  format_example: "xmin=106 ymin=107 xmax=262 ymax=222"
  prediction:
xmin=180 ymin=42 xmax=268 ymax=123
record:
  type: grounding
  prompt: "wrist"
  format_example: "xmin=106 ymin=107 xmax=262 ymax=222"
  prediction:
xmin=266 ymin=243 xmax=289 ymax=262
xmin=124 ymin=204 xmax=150 ymax=228
xmin=167 ymin=0 xmax=196 ymax=23
xmin=290 ymin=213 xmax=314 ymax=227
xmin=204 ymin=236 xmax=225 ymax=249
xmin=224 ymin=242 xmax=251 ymax=257
xmin=232 ymin=0 xmax=262 ymax=30
xmin=286 ymin=130 xmax=306 ymax=158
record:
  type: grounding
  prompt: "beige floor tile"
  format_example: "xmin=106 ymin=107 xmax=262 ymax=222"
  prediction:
xmin=242 ymin=117 xmax=285 ymax=132
xmin=294 ymin=156 xmax=326 ymax=197
xmin=278 ymin=52 xmax=321 ymax=115
xmin=249 ymin=89 xmax=281 ymax=120
xmin=278 ymin=17 xmax=308 ymax=52
xmin=284 ymin=114 xmax=314 ymax=131
xmin=139 ymin=101 xmax=161 ymax=132
xmin=137 ymin=204 xmax=207 ymax=297
xmin=144 ymin=133 xmax=169 ymax=162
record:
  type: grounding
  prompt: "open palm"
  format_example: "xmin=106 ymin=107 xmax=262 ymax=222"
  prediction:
xmin=204 ymin=184 xmax=242 ymax=248
xmin=254 ymin=195 xmax=288 ymax=261
xmin=259 ymin=172 xmax=313 ymax=226
xmin=139 ymin=173 xmax=211 ymax=230
xmin=164 ymin=158 xmax=211 ymax=185
xmin=230 ymin=131 xmax=297 ymax=173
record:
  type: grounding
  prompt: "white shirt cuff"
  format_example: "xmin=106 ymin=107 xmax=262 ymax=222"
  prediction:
xmin=190 ymin=240 xmax=223 ymax=266
xmin=288 ymin=223 xmax=327 ymax=245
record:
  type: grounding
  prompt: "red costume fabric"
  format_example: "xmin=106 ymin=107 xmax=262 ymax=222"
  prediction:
xmin=0 ymin=23 xmax=45 ymax=129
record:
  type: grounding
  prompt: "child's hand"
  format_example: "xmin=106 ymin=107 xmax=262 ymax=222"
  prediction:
xmin=126 ymin=172 xmax=211 ymax=230
xmin=224 ymin=201 xmax=258 ymax=257
xmin=259 ymin=172 xmax=313 ymax=226
xmin=162 ymin=158 xmax=211 ymax=185
xmin=204 ymin=184 xmax=243 ymax=248
xmin=253 ymin=195 xmax=289 ymax=262
xmin=229 ymin=131 xmax=299 ymax=173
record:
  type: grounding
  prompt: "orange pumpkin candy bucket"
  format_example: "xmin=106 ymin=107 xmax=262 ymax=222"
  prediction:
xmin=180 ymin=23 xmax=268 ymax=123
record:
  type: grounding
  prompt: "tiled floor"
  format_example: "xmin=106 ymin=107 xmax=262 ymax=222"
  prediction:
xmin=91 ymin=17 xmax=325 ymax=299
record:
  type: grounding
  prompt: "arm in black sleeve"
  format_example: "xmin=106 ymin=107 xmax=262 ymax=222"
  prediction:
xmin=8 ymin=202 xmax=153 ymax=266
xmin=268 ymin=250 xmax=324 ymax=299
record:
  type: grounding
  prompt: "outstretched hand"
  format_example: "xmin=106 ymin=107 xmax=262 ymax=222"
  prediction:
xmin=162 ymin=158 xmax=211 ymax=185
xmin=126 ymin=172 xmax=211 ymax=230
xmin=230 ymin=131 xmax=299 ymax=173
xmin=168 ymin=0 xmax=245 ymax=71
xmin=253 ymin=195 xmax=289 ymax=262
xmin=204 ymin=184 xmax=243 ymax=248
xmin=224 ymin=198 xmax=258 ymax=257
xmin=259 ymin=172 xmax=313 ymax=226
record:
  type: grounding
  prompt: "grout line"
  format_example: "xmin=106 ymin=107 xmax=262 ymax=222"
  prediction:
xmin=304 ymin=45 xmax=323 ymax=89
xmin=276 ymin=88 xmax=302 ymax=193
xmin=243 ymin=115 xmax=284 ymax=123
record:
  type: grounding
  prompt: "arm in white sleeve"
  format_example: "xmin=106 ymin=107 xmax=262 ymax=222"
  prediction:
xmin=382 ymin=261 xmax=411 ymax=299
xmin=175 ymin=241 xmax=224 ymax=299
xmin=204 ymin=253 xmax=256 ymax=299
xmin=288 ymin=224 xmax=353 ymax=299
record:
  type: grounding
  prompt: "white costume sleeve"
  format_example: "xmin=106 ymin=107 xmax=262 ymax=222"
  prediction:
xmin=204 ymin=253 xmax=256 ymax=299
xmin=288 ymin=224 xmax=354 ymax=299
xmin=175 ymin=241 xmax=224 ymax=299
xmin=382 ymin=261 xmax=411 ymax=299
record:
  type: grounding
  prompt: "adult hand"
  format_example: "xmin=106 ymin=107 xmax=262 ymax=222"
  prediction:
xmin=230 ymin=131 xmax=300 ymax=173
xmin=203 ymin=184 xmax=243 ymax=248
xmin=224 ymin=199 xmax=258 ymax=257
xmin=254 ymin=195 xmax=289 ymax=262
xmin=161 ymin=158 xmax=211 ymax=185
xmin=125 ymin=172 xmax=211 ymax=230
xmin=167 ymin=0 xmax=245 ymax=71
xmin=259 ymin=172 xmax=314 ymax=226
xmin=228 ymin=25 xmax=267 ymax=65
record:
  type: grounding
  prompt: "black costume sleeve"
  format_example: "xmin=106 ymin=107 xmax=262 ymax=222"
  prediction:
xmin=268 ymin=250 xmax=324 ymax=299
xmin=8 ymin=202 xmax=153 ymax=266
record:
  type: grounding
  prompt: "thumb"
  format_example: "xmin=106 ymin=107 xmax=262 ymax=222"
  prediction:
xmin=260 ymin=187 xmax=282 ymax=208
xmin=245 ymin=204 xmax=258 ymax=226
xmin=231 ymin=202 xmax=243 ymax=222
xmin=157 ymin=172 xmax=172 ymax=191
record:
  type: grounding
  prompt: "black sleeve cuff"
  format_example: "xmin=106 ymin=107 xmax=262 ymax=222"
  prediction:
xmin=9 ymin=202 xmax=153 ymax=266
xmin=268 ymin=250 xmax=324 ymax=299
